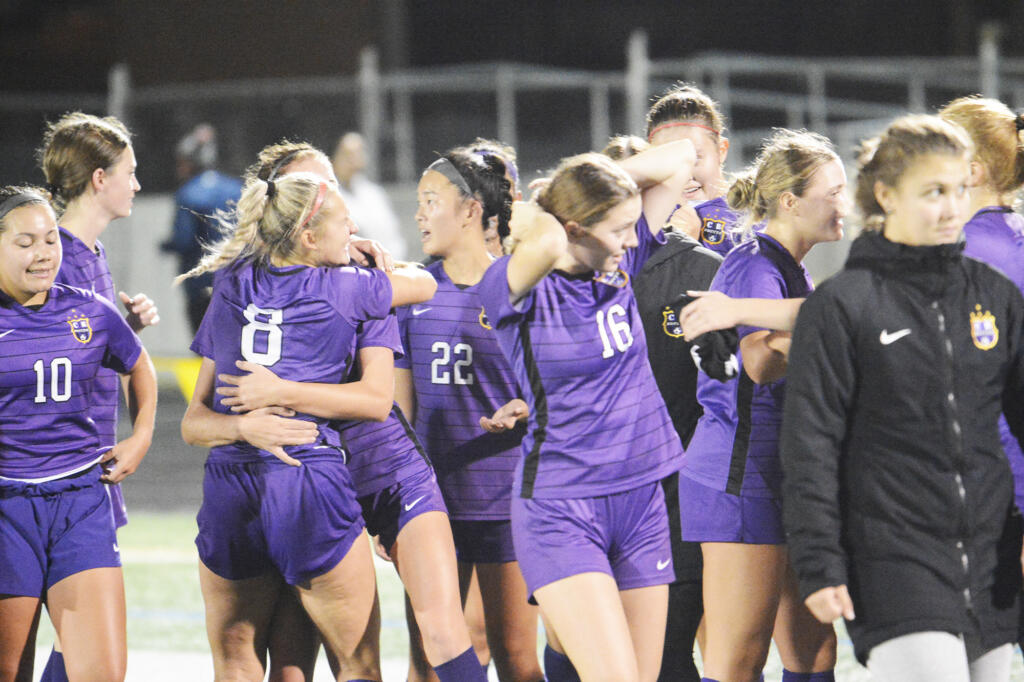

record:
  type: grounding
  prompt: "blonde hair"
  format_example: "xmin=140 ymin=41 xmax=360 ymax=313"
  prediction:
xmin=38 ymin=112 xmax=132 ymax=213
xmin=176 ymin=172 xmax=332 ymax=283
xmin=601 ymin=135 xmax=650 ymax=161
xmin=939 ymin=96 xmax=1024 ymax=196
xmin=535 ymin=153 xmax=638 ymax=228
xmin=855 ymin=114 xmax=973 ymax=231
xmin=727 ymin=129 xmax=838 ymax=235
xmin=244 ymin=141 xmax=330 ymax=185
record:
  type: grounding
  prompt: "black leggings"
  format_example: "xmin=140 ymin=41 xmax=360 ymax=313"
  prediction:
xmin=659 ymin=472 xmax=704 ymax=682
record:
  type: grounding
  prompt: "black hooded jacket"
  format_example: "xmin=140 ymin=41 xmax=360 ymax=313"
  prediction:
xmin=780 ymin=230 xmax=1024 ymax=662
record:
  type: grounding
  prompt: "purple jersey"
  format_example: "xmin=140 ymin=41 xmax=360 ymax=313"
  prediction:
xmin=54 ymin=228 xmax=119 ymax=449
xmin=682 ymin=233 xmax=812 ymax=499
xmin=477 ymin=216 xmax=683 ymax=500
xmin=0 ymin=284 xmax=142 ymax=480
xmin=191 ymin=261 xmax=392 ymax=464
xmin=963 ymin=206 xmax=1024 ymax=510
xmin=335 ymin=313 xmax=433 ymax=498
xmin=396 ymin=259 xmax=523 ymax=520
xmin=694 ymin=197 xmax=741 ymax=257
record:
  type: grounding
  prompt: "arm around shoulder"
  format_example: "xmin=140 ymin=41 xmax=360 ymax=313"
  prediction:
xmin=387 ymin=265 xmax=437 ymax=308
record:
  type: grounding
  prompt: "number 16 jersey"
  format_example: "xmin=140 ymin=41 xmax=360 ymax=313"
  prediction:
xmin=396 ymin=259 xmax=522 ymax=521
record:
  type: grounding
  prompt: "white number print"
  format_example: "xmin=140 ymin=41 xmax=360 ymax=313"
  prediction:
xmin=241 ymin=305 xmax=283 ymax=366
xmin=430 ymin=341 xmax=474 ymax=385
xmin=33 ymin=357 xmax=72 ymax=403
xmin=596 ymin=304 xmax=633 ymax=358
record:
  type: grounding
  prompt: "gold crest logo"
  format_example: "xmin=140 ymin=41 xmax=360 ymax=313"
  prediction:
xmin=593 ymin=268 xmax=629 ymax=288
xmin=701 ymin=218 xmax=726 ymax=245
xmin=970 ymin=304 xmax=998 ymax=351
xmin=67 ymin=310 xmax=92 ymax=344
xmin=662 ymin=306 xmax=684 ymax=338
xmin=479 ymin=306 xmax=492 ymax=330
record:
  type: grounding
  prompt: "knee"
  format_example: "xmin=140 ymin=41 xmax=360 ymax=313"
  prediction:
xmin=65 ymin=657 xmax=126 ymax=682
xmin=490 ymin=640 xmax=542 ymax=680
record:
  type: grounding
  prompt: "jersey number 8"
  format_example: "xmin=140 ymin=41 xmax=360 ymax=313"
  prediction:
xmin=241 ymin=304 xmax=283 ymax=366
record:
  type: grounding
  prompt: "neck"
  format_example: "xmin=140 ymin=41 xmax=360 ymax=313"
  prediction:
xmin=441 ymin=239 xmax=493 ymax=285
xmin=554 ymin=243 xmax=591 ymax=274
xmin=763 ymin=219 xmax=813 ymax=263
xmin=60 ymin=199 xmax=111 ymax=251
xmin=969 ymin=185 xmax=1011 ymax=214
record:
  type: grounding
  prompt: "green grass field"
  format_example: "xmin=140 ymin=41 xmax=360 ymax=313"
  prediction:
xmin=27 ymin=511 xmax=1024 ymax=681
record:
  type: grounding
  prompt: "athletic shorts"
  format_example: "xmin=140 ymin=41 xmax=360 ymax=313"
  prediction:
xmin=661 ymin=472 xmax=703 ymax=583
xmin=0 ymin=465 xmax=121 ymax=597
xmin=451 ymin=519 xmax=517 ymax=564
xmin=196 ymin=453 xmax=365 ymax=586
xmin=511 ymin=481 xmax=674 ymax=599
xmin=106 ymin=481 xmax=128 ymax=528
xmin=358 ymin=465 xmax=448 ymax=552
xmin=678 ymin=473 xmax=784 ymax=544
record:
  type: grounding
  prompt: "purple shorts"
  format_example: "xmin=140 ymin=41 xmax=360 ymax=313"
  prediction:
xmin=106 ymin=481 xmax=128 ymax=528
xmin=677 ymin=473 xmax=784 ymax=544
xmin=359 ymin=465 xmax=448 ymax=552
xmin=0 ymin=465 xmax=121 ymax=597
xmin=511 ymin=482 xmax=674 ymax=598
xmin=451 ymin=520 xmax=517 ymax=564
xmin=196 ymin=452 xmax=365 ymax=585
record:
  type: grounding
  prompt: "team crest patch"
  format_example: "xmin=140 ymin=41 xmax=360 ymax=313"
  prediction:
xmin=701 ymin=218 xmax=726 ymax=245
xmin=593 ymin=268 xmax=629 ymax=288
xmin=67 ymin=310 xmax=92 ymax=343
xmin=479 ymin=306 xmax=492 ymax=330
xmin=970 ymin=305 xmax=998 ymax=350
xmin=662 ymin=306 xmax=684 ymax=338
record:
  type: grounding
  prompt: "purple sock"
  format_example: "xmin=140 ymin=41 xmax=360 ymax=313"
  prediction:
xmin=544 ymin=645 xmax=581 ymax=682
xmin=700 ymin=678 xmax=721 ymax=682
xmin=40 ymin=650 xmax=69 ymax=682
xmin=433 ymin=647 xmax=487 ymax=682
xmin=782 ymin=671 xmax=834 ymax=682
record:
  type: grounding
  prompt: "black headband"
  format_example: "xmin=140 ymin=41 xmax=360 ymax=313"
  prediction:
xmin=425 ymin=158 xmax=474 ymax=197
xmin=0 ymin=192 xmax=47 ymax=223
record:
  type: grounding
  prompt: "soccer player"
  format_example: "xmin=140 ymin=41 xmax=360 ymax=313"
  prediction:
xmin=0 ymin=186 xmax=156 ymax=682
xmin=678 ymin=130 xmax=845 ymax=682
xmin=477 ymin=139 xmax=695 ymax=682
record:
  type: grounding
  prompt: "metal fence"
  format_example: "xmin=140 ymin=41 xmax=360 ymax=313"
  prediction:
xmin=3 ymin=29 xmax=1024 ymax=191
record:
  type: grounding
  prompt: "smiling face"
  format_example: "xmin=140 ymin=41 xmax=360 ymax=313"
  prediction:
xmin=567 ymin=194 xmax=643 ymax=273
xmin=649 ymin=123 xmax=728 ymax=203
xmin=877 ymin=152 xmax=971 ymax=246
xmin=0 ymin=203 xmax=61 ymax=305
xmin=789 ymin=158 xmax=848 ymax=245
xmin=97 ymin=146 xmax=140 ymax=219
xmin=305 ymin=188 xmax=357 ymax=266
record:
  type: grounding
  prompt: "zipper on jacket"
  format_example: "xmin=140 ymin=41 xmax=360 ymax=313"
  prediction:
xmin=933 ymin=300 xmax=974 ymax=613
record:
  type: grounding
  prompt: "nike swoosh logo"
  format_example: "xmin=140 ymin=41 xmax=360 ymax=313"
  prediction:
xmin=656 ymin=558 xmax=670 ymax=571
xmin=404 ymin=495 xmax=426 ymax=512
xmin=0 ymin=330 xmax=13 ymax=339
xmin=113 ymin=542 xmax=120 ymax=553
xmin=880 ymin=328 xmax=911 ymax=345
xmin=412 ymin=307 xmax=431 ymax=316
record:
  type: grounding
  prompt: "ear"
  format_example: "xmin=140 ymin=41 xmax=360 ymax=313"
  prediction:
xmin=967 ymin=160 xmax=986 ymax=188
xmin=717 ymin=136 xmax=730 ymax=165
xmin=298 ymin=228 xmax=318 ymax=251
xmin=564 ymin=220 xmax=586 ymax=239
xmin=91 ymin=167 xmax=106 ymax=193
xmin=462 ymin=198 xmax=483 ymax=228
xmin=873 ymin=180 xmax=894 ymax=215
xmin=778 ymin=190 xmax=799 ymax=214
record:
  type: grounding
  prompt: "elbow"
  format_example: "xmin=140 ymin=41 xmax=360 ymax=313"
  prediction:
xmin=180 ymin=419 xmax=201 ymax=447
xmin=365 ymin=395 xmax=393 ymax=422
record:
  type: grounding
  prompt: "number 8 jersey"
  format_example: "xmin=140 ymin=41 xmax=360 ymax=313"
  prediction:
xmin=396 ymin=259 xmax=523 ymax=521
xmin=478 ymin=218 xmax=684 ymax=500
xmin=191 ymin=260 xmax=392 ymax=464
xmin=0 ymin=284 xmax=142 ymax=480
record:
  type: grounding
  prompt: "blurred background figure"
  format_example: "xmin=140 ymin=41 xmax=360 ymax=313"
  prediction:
xmin=333 ymin=131 xmax=408 ymax=259
xmin=161 ymin=123 xmax=242 ymax=335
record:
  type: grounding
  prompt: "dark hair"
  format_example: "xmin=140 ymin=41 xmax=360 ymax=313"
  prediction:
xmin=0 ymin=185 xmax=55 ymax=233
xmin=38 ymin=112 xmax=132 ymax=212
xmin=601 ymin=135 xmax=650 ymax=160
xmin=442 ymin=147 xmax=514 ymax=240
xmin=646 ymin=84 xmax=726 ymax=140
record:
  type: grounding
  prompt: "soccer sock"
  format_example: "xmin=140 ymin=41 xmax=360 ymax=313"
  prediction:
xmin=433 ymin=647 xmax=488 ymax=682
xmin=700 ymin=678 xmax=721 ymax=682
xmin=40 ymin=650 xmax=69 ymax=682
xmin=781 ymin=671 xmax=835 ymax=682
xmin=544 ymin=645 xmax=581 ymax=682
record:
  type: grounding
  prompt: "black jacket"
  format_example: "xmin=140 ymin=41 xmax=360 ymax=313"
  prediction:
xmin=781 ymin=230 xmax=1024 ymax=662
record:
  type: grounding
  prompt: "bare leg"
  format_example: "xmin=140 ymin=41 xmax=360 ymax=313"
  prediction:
xmin=700 ymin=543 xmax=787 ymax=682
xmin=198 ymin=561 xmax=280 ymax=681
xmin=772 ymin=561 xmax=836 ymax=674
xmin=267 ymin=587 xmax=320 ymax=682
xmin=619 ymin=585 xmax=668 ymax=682
xmin=534 ymin=572 xmax=640 ymax=682
xmin=476 ymin=562 xmax=544 ymax=681
xmin=47 ymin=567 xmax=126 ymax=682
xmin=0 ymin=596 xmax=41 ymax=682
xmin=463 ymin=568 xmax=491 ymax=667
xmin=295 ymin=534 xmax=379 ymax=682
